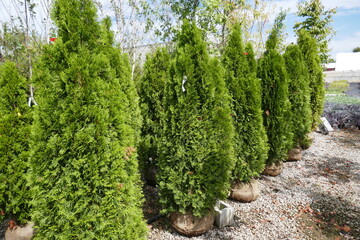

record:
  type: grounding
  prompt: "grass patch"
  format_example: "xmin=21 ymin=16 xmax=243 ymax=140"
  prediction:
xmin=326 ymin=80 xmax=349 ymax=94
xmin=325 ymin=95 xmax=360 ymax=105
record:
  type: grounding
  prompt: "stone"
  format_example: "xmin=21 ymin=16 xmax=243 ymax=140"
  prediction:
xmin=230 ymin=179 xmax=260 ymax=202
xmin=5 ymin=222 xmax=34 ymax=240
xmin=262 ymin=161 xmax=283 ymax=176
xmin=214 ymin=201 xmax=234 ymax=228
xmin=170 ymin=211 xmax=215 ymax=237
xmin=287 ymin=146 xmax=302 ymax=161
xmin=319 ymin=117 xmax=334 ymax=135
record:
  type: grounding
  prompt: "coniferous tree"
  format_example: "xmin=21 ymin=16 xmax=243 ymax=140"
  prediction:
xmin=30 ymin=0 xmax=147 ymax=238
xmin=258 ymin=12 xmax=293 ymax=166
xmin=297 ymin=29 xmax=325 ymax=129
xmin=222 ymin=23 xmax=267 ymax=183
xmin=0 ymin=61 xmax=31 ymax=224
xmin=159 ymin=20 xmax=235 ymax=217
xmin=245 ymin=42 xmax=257 ymax=74
xmin=138 ymin=47 xmax=170 ymax=179
xmin=283 ymin=44 xmax=312 ymax=148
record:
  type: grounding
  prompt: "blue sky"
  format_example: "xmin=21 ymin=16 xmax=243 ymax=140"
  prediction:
xmin=272 ymin=0 xmax=360 ymax=60
xmin=1 ymin=0 xmax=359 ymax=61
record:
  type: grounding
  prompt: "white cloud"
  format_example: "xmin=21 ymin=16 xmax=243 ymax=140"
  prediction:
xmin=330 ymin=33 xmax=360 ymax=58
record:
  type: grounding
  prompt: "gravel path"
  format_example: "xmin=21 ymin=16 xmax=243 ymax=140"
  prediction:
xmin=145 ymin=129 xmax=360 ymax=240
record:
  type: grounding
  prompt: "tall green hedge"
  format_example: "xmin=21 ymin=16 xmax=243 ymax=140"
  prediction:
xmin=283 ymin=44 xmax=312 ymax=148
xmin=138 ymin=47 xmax=170 ymax=172
xmin=257 ymin=13 xmax=293 ymax=164
xmin=158 ymin=20 xmax=235 ymax=217
xmin=222 ymin=23 xmax=267 ymax=182
xmin=29 ymin=0 xmax=146 ymax=238
xmin=297 ymin=29 xmax=325 ymax=129
xmin=0 ymin=61 xmax=31 ymax=224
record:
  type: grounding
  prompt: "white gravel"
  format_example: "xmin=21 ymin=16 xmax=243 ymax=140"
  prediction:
xmin=146 ymin=130 xmax=360 ymax=240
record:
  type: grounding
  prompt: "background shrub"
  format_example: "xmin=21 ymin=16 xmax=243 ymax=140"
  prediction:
xmin=138 ymin=47 xmax=170 ymax=174
xmin=257 ymin=12 xmax=293 ymax=164
xmin=283 ymin=44 xmax=312 ymax=148
xmin=222 ymin=23 xmax=267 ymax=182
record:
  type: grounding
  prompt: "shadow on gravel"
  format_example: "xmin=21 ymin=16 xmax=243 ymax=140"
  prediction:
xmin=308 ymin=191 xmax=360 ymax=239
xmin=303 ymin=156 xmax=360 ymax=184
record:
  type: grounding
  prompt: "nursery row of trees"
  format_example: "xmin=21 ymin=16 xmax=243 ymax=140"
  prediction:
xmin=0 ymin=0 xmax=329 ymax=238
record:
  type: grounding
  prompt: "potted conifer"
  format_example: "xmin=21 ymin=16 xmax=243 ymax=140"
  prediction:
xmin=283 ymin=44 xmax=312 ymax=160
xmin=138 ymin=47 xmax=171 ymax=186
xmin=29 ymin=0 xmax=147 ymax=239
xmin=158 ymin=20 xmax=235 ymax=236
xmin=257 ymin=12 xmax=293 ymax=176
xmin=0 ymin=61 xmax=32 ymax=224
xmin=222 ymin=23 xmax=268 ymax=202
xmin=297 ymin=29 xmax=325 ymax=135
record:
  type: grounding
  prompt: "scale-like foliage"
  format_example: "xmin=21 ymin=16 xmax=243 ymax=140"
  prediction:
xmin=138 ymin=47 xmax=171 ymax=171
xmin=30 ymin=0 xmax=146 ymax=238
xmin=283 ymin=44 xmax=312 ymax=148
xmin=0 ymin=61 xmax=31 ymax=224
xmin=158 ymin=20 xmax=235 ymax=217
xmin=258 ymin=13 xmax=293 ymax=164
xmin=297 ymin=29 xmax=325 ymax=129
xmin=222 ymin=23 xmax=267 ymax=182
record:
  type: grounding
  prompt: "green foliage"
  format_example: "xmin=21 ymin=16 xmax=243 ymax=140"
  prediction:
xmin=294 ymin=0 xmax=336 ymax=63
xmin=257 ymin=13 xmax=292 ymax=164
xmin=245 ymin=42 xmax=257 ymax=74
xmin=297 ymin=29 xmax=325 ymax=129
xmin=158 ymin=20 xmax=235 ymax=217
xmin=353 ymin=47 xmax=360 ymax=53
xmin=325 ymin=95 xmax=360 ymax=105
xmin=222 ymin=23 xmax=267 ymax=182
xmin=326 ymin=80 xmax=349 ymax=94
xmin=138 ymin=47 xmax=171 ymax=170
xmin=283 ymin=44 xmax=312 ymax=148
xmin=0 ymin=61 xmax=31 ymax=224
xmin=30 ymin=0 xmax=146 ymax=239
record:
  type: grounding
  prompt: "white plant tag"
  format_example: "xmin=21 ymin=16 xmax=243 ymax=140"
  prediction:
xmin=182 ymin=76 xmax=187 ymax=92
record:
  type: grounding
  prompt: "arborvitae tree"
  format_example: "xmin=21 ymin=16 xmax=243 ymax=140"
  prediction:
xmin=297 ymin=29 xmax=325 ymax=129
xmin=283 ymin=44 xmax=312 ymax=148
xmin=159 ymin=20 xmax=235 ymax=217
xmin=245 ymin=42 xmax=257 ymax=74
xmin=29 ymin=0 xmax=147 ymax=238
xmin=138 ymin=47 xmax=170 ymax=174
xmin=257 ymin=12 xmax=293 ymax=165
xmin=0 ymin=61 xmax=31 ymax=224
xmin=222 ymin=23 xmax=267 ymax=182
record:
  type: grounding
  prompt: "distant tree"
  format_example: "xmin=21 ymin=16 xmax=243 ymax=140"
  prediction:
xmin=30 ymin=0 xmax=146 ymax=238
xmin=283 ymin=44 xmax=312 ymax=149
xmin=0 ymin=61 xmax=32 ymax=224
xmin=297 ymin=29 xmax=325 ymax=129
xmin=353 ymin=47 xmax=360 ymax=52
xmin=257 ymin=12 xmax=293 ymax=165
xmin=294 ymin=0 xmax=336 ymax=63
xmin=222 ymin=23 xmax=267 ymax=183
xmin=159 ymin=20 xmax=235 ymax=217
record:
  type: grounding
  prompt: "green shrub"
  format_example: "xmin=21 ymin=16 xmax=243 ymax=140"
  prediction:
xmin=0 ymin=61 xmax=32 ymax=224
xmin=29 ymin=0 xmax=146 ymax=239
xmin=326 ymin=80 xmax=349 ymax=94
xmin=138 ymin=47 xmax=171 ymax=173
xmin=257 ymin=12 xmax=293 ymax=164
xmin=222 ymin=23 xmax=267 ymax=182
xmin=297 ymin=29 xmax=325 ymax=129
xmin=283 ymin=44 xmax=312 ymax=148
xmin=158 ymin=20 xmax=235 ymax=217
